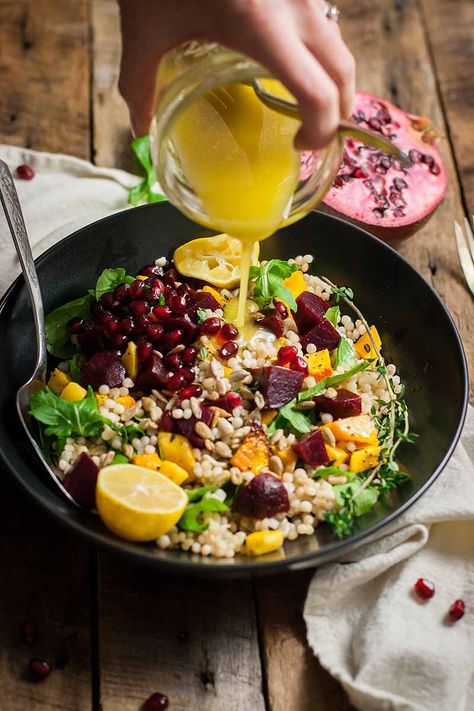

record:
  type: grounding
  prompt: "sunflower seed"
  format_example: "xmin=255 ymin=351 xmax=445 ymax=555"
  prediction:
xmin=195 ymin=421 xmax=215 ymax=441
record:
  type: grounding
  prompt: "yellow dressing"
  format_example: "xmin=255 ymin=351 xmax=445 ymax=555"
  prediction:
xmin=171 ymin=81 xmax=300 ymax=326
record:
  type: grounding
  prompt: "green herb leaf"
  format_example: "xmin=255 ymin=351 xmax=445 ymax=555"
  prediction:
xmin=159 ymin=294 xmax=166 ymax=306
xmin=334 ymin=480 xmax=378 ymax=517
xmin=324 ymin=305 xmax=340 ymax=327
xmin=196 ymin=308 xmax=208 ymax=325
xmin=68 ymin=353 xmax=85 ymax=383
xmin=185 ymin=485 xmax=218 ymax=502
xmin=324 ymin=508 xmax=355 ymax=538
xmin=249 ymin=260 xmax=298 ymax=311
xmin=111 ymin=452 xmax=130 ymax=465
xmin=331 ymin=285 xmax=354 ymax=303
xmin=94 ymin=268 xmax=135 ymax=301
xmin=298 ymin=361 xmax=370 ymax=401
xmin=311 ymin=467 xmax=356 ymax=480
xmin=177 ymin=497 xmax=229 ymax=532
xmin=335 ymin=337 xmax=357 ymax=369
xmin=30 ymin=387 xmax=106 ymax=449
xmin=128 ymin=136 xmax=167 ymax=205
xmin=200 ymin=346 xmax=208 ymax=359
xmin=45 ymin=294 xmax=94 ymax=358
xmin=268 ymin=398 xmax=312 ymax=435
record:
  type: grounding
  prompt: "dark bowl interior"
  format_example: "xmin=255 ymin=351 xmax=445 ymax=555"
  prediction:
xmin=0 ymin=203 xmax=467 ymax=576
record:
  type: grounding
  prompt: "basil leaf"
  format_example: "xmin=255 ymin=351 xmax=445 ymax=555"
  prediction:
xmin=324 ymin=305 xmax=340 ymax=327
xmin=298 ymin=361 xmax=370 ymax=401
xmin=128 ymin=136 xmax=167 ymax=205
xmin=334 ymin=480 xmax=378 ymax=517
xmin=45 ymin=294 xmax=94 ymax=358
xmin=30 ymin=386 xmax=106 ymax=444
xmin=177 ymin=498 xmax=229 ymax=532
xmin=268 ymin=398 xmax=312 ymax=435
xmin=94 ymin=268 xmax=135 ymax=301
xmin=335 ymin=337 xmax=357 ymax=369
xmin=68 ymin=353 xmax=85 ymax=383
xmin=249 ymin=260 xmax=298 ymax=311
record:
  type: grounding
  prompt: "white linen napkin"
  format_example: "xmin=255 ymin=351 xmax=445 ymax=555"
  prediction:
xmin=305 ymin=405 xmax=473 ymax=711
xmin=1 ymin=145 xmax=471 ymax=711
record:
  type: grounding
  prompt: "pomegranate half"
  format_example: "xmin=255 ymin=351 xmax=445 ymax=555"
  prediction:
xmin=322 ymin=92 xmax=448 ymax=239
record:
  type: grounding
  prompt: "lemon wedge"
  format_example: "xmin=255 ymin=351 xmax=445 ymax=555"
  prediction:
xmin=96 ymin=464 xmax=187 ymax=542
xmin=173 ymin=234 xmax=259 ymax=288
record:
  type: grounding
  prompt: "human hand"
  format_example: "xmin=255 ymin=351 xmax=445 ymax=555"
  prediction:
xmin=118 ymin=0 xmax=355 ymax=149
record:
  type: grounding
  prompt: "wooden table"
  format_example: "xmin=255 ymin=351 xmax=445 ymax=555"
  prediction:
xmin=0 ymin=1 xmax=472 ymax=708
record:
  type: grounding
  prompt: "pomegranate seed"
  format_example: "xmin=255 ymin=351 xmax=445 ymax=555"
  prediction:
xmin=29 ymin=657 xmax=51 ymax=682
xmin=277 ymin=345 xmax=298 ymax=365
xmin=226 ymin=391 xmax=242 ymax=409
xmin=201 ymin=317 xmax=221 ymax=336
xmin=129 ymin=279 xmax=148 ymax=300
xmin=290 ymin=356 xmax=308 ymax=375
xmin=220 ymin=323 xmax=239 ymax=341
xmin=137 ymin=341 xmax=153 ymax=362
xmin=104 ymin=320 xmax=120 ymax=337
xmin=110 ymin=333 xmax=128 ymax=350
xmin=100 ymin=292 xmax=116 ymax=310
xmin=352 ymin=168 xmax=367 ymax=179
xmin=165 ymin=352 xmax=181 ymax=371
xmin=140 ymin=265 xmax=162 ymax=277
xmin=135 ymin=314 xmax=151 ymax=334
xmin=166 ymin=372 xmax=186 ymax=391
xmin=274 ymin=301 xmax=288 ymax=319
xmin=177 ymin=283 xmax=193 ymax=297
xmin=146 ymin=324 xmax=164 ymax=342
xmin=178 ymin=367 xmax=195 ymax=384
xmin=130 ymin=300 xmax=148 ymax=317
xmin=430 ymin=163 xmax=441 ymax=176
xmin=409 ymin=149 xmax=422 ymax=163
xmin=220 ymin=341 xmax=238 ymax=359
xmin=152 ymin=305 xmax=172 ymax=321
xmin=96 ymin=311 xmax=114 ymax=325
xmin=69 ymin=317 xmax=84 ymax=334
xmin=161 ymin=329 xmax=183 ymax=351
xmin=414 ymin=578 xmax=435 ymax=600
xmin=448 ymin=599 xmax=465 ymax=621
xmin=148 ymin=284 xmax=163 ymax=302
xmin=168 ymin=293 xmax=188 ymax=314
xmin=368 ymin=117 xmax=382 ymax=131
xmin=120 ymin=318 xmax=136 ymax=336
xmin=16 ymin=163 xmax=35 ymax=180
xmin=21 ymin=618 xmax=37 ymax=644
xmin=182 ymin=346 xmax=197 ymax=366
xmin=113 ymin=283 xmax=131 ymax=303
xmin=144 ymin=692 xmax=169 ymax=711
xmin=179 ymin=384 xmax=202 ymax=399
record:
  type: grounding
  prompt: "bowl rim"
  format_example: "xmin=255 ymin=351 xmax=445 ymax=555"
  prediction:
xmin=0 ymin=205 xmax=468 ymax=575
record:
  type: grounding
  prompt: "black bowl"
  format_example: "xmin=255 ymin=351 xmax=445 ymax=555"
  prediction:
xmin=0 ymin=204 xmax=467 ymax=576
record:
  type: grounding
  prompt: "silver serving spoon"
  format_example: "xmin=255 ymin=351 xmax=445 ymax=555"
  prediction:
xmin=0 ymin=159 xmax=78 ymax=506
xmin=251 ymin=79 xmax=412 ymax=168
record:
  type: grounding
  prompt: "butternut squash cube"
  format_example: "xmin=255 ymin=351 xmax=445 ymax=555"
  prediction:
xmin=274 ymin=446 xmax=298 ymax=472
xmin=231 ymin=426 xmax=270 ymax=473
xmin=48 ymin=368 xmax=71 ymax=395
xmin=283 ymin=270 xmax=306 ymax=299
xmin=157 ymin=432 xmax=196 ymax=476
xmin=305 ymin=349 xmax=333 ymax=381
xmin=325 ymin=444 xmax=349 ymax=467
xmin=327 ymin=415 xmax=379 ymax=445
xmin=122 ymin=341 xmax=138 ymax=380
xmin=245 ymin=530 xmax=284 ymax=556
xmin=132 ymin=451 xmax=161 ymax=470
xmin=349 ymin=445 xmax=382 ymax=473
xmin=116 ymin=395 xmax=136 ymax=410
xmin=60 ymin=382 xmax=87 ymax=402
xmin=355 ymin=325 xmax=382 ymax=360
xmin=159 ymin=460 xmax=188 ymax=486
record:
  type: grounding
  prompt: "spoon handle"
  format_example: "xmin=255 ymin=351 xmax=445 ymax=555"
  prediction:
xmin=0 ymin=160 xmax=47 ymax=379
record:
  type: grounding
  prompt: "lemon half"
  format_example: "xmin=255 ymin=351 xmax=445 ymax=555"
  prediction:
xmin=173 ymin=234 xmax=259 ymax=288
xmin=96 ymin=464 xmax=187 ymax=542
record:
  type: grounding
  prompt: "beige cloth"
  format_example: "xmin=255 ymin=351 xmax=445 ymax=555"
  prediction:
xmin=1 ymin=145 xmax=472 ymax=711
xmin=305 ymin=405 xmax=473 ymax=711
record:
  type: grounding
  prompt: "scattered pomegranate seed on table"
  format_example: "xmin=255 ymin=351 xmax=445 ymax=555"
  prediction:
xmin=29 ymin=657 xmax=51 ymax=682
xmin=143 ymin=691 xmax=169 ymax=710
xmin=448 ymin=599 xmax=465 ymax=621
xmin=414 ymin=578 xmax=435 ymax=600
xmin=16 ymin=164 xmax=35 ymax=180
xmin=21 ymin=618 xmax=37 ymax=644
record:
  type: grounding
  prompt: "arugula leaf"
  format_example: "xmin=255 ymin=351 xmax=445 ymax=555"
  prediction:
xmin=268 ymin=398 xmax=313 ymax=435
xmin=30 ymin=386 xmax=106 ymax=453
xmin=335 ymin=337 xmax=357 ymax=369
xmin=185 ymin=485 xmax=218 ymax=502
xmin=177 ymin=498 xmax=229 ymax=532
xmin=324 ymin=305 xmax=340 ymax=327
xmin=128 ymin=136 xmax=167 ymax=205
xmin=94 ymin=268 xmax=134 ymax=301
xmin=298 ymin=361 xmax=370 ymax=401
xmin=333 ymin=480 xmax=378 ymax=517
xmin=311 ymin=467 xmax=356 ymax=480
xmin=111 ymin=452 xmax=130 ymax=465
xmin=45 ymin=294 xmax=94 ymax=358
xmin=68 ymin=353 xmax=85 ymax=383
xmin=249 ymin=260 xmax=298 ymax=311
xmin=196 ymin=308 xmax=208 ymax=325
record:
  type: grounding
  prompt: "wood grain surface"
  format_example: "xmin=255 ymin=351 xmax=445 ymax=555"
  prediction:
xmin=0 ymin=0 xmax=472 ymax=708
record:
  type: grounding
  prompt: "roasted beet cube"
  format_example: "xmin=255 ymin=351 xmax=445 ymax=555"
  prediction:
xmin=77 ymin=325 xmax=107 ymax=355
xmin=63 ymin=453 xmax=99 ymax=508
xmin=314 ymin=388 xmax=362 ymax=419
xmin=300 ymin=319 xmax=341 ymax=351
xmin=174 ymin=405 xmax=214 ymax=447
xmin=293 ymin=429 xmax=329 ymax=466
xmin=80 ymin=350 xmax=126 ymax=389
xmin=258 ymin=310 xmax=284 ymax=338
xmin=294 ymin=291 xmax=329 ymax=335
xmin=253 ymin=366 xmax=304 ymax=408
xmin=232 ymin=472 xmax=289 ymax=518
xmin=135 ymin=353 xmax=170 ymax=392
xmin=187 ymin=291 xmax=221 ymax=321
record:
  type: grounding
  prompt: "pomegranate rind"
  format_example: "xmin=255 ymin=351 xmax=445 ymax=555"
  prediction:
xmin=323 ymin=92 xmax=448 ymax=238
